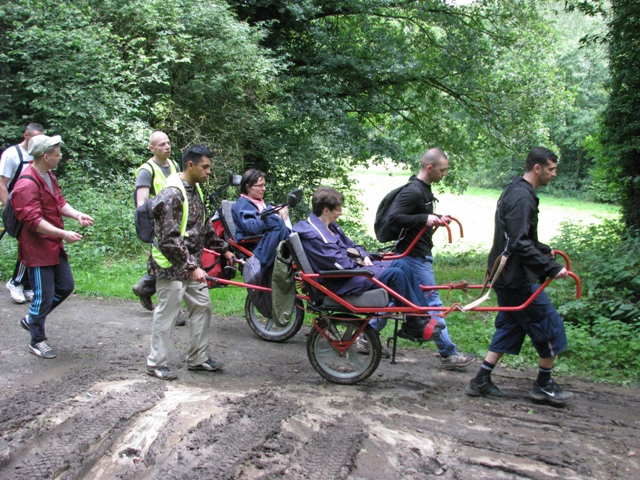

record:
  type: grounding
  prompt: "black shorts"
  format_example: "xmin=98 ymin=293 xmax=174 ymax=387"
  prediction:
xmin=489 ymin=284 xmax=567 ymax=358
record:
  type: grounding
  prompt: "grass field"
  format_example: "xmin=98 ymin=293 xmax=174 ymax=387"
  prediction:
xmin=353 ymin=163 xmax=619 ymax=251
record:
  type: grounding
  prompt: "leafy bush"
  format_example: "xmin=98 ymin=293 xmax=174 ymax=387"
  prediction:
xmin=58 ymin=164 xmax=145 ymax=265
xmin=552 ymin=218 xmax=640 ymax=376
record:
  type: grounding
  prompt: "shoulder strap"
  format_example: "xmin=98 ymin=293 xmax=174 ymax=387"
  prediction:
xmin=146 ymin=160 xmax=156 ymax=192
xmin=8 ymin=146 xmax=25 ymax=192
xmin=8 ymin=174 xmax=38 ymax=199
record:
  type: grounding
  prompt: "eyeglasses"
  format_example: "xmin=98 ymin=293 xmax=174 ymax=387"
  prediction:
xmin=252 ymin=183 xmax=267 ymax=189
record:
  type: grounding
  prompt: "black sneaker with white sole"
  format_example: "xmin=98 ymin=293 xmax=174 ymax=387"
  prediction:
xmin=188 ymin=358 xmax=224 ymax=372
xmin=20 ymin=315 xmax=31 ymax=332
xmin=29 ymin=341 xmax=57 ymax=359
xmin=147 ymin=365 xmax=178 ymax=380
xmin=530 ymin=379 xmax=573 ymax=404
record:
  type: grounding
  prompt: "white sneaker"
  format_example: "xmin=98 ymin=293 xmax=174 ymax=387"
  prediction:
xmin=6 ymin=281 xmax=26 ymax=304
xmin=24 ymin=290 xmax=34 ymax=302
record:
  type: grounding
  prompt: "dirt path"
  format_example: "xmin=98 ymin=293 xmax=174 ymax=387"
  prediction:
xmin=1 ymin=296 xmax=639 ymax=479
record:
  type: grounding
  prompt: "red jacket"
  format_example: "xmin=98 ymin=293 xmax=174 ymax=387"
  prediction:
xmin=12 ymin=165 xmax=68 ymax=267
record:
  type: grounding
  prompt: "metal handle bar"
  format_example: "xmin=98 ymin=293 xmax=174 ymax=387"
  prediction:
xmin=382 ymin=216 xmax=464 ymax=260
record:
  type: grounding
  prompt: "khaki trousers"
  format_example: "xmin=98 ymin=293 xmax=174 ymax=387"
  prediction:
xmin=147 ymin=278 xmax=213 ymax=368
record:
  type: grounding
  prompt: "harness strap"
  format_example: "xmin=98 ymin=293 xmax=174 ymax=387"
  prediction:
xmin=461 ymin=255 xmax=508 ymax=311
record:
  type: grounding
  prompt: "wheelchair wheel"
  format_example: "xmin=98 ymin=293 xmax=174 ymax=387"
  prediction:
xmin=245 ymin=296 xmax=304 ymax=342
xmin=307 ymin=316 xmax=381 ymax=385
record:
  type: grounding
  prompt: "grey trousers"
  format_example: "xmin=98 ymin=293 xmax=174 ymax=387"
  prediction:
xmin=147 ymin=278 xmax=213 ymax=368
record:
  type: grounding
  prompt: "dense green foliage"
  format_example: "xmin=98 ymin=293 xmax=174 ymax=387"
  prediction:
xmin=565 ymin=0 xmax=640 ymax=225
xmin=470 ymin=2 xmax=611 ymax=198
xmin=0 ymin=0 xmax=281 ymax=177
xmin=601 ymin=1 xmax=640 ymax=229
xmin=551 ymin=219 xmax=640 ymax=378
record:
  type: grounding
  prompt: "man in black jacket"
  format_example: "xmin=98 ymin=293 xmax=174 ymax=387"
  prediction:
xmin=385 ymin=148 xmax=475 ymax=370
xmin=466 ymin=147 xmax=572 ymax=404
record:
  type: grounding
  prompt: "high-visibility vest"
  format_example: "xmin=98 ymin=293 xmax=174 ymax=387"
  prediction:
xmin=151 ymin=174 xmax=204 ymax=269
xmin=134 ymin=159 xmax=180 ymax=197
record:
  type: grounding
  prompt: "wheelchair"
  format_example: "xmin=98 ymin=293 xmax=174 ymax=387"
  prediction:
xmin=287 ymin=232 xmax=582 ymax=385
xmin=206 ymin=172 xmax=305 ymax=342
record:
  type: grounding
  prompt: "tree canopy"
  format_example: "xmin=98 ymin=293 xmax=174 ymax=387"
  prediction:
xmin=0 ymin=0 xmax=635 ymax=223
xmin=0 ymin=0 xmax=281 ymax=181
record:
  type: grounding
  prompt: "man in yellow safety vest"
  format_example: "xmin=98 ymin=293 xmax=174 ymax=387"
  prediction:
xmin=132 ymin=131 xmax=179 ymax=312
xmin=145 ymin=145 xmax=234 ymax=380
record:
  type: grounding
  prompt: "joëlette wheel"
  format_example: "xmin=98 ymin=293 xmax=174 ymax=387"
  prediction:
xmin=307 ymin=315 xmax=381 ymax=385
xmin=244 ymin=296 xmax=304 ymax=342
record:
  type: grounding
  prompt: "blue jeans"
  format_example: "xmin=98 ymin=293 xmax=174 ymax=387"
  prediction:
xmin=383 ymin=256 xmax=457 ymax=357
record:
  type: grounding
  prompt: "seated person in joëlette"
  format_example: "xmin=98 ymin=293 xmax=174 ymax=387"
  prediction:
xmin=231 ymin=169 xmax=291 ymax=267
xmin=292 ymin=186 xmax=444 ymax=341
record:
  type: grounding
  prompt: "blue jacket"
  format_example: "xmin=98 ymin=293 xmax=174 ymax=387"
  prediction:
xmin=232 ymin=196 xmax=289 ymax=267
xmin=293 ymin=214 xmax=390 ymax=296
xmin=231 ymin=196 xmax=267 ymax=241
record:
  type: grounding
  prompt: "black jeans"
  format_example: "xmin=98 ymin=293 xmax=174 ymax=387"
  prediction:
xmin=27 ymin=254 xmax=74 ymax=345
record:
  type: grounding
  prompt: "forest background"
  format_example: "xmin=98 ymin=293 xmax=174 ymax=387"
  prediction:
xmin=1 ymin=0 xmax=638 ymax=381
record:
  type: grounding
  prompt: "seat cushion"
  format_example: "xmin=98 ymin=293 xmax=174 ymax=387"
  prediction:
xmin=323 ymin=288 xmax=389 ymax=308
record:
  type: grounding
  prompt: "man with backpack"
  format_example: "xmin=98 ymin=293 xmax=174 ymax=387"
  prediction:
xmin=0 ymin=123 xmax=45 ymax=304
xmin=132 ymin=131 xmax=180 ymax=314
xmin=12 ymin=134 xmax=94 ymax=359
xmin=383 ymin=148 xmax=475 ymax=369
xmin=146 ymin=145 xmax=234 ymax=380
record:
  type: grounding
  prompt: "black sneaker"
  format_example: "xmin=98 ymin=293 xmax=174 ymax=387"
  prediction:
xmin=188 ymin=358 xmax=224 ymax=372
xmin=530 ymin=379 xmax=573 ymax=404
xmin=132 ymin=284 xmax=154 ymax=311
xmin=398 ymin=317 xmax=443 ymax=342
xmin=29 ymin=341 xmax=57 ymax=359
xmin=20 ymin=315 xmax=31 ymax=332
xmin=465 ymin=377 xmax=506 ymax=398
xmin=147 ymin=365 xmax=178 ymax=380
xmin=175 ymin=310 xmax=187 ymax=326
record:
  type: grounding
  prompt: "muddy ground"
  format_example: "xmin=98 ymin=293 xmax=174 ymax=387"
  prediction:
xmin=0 ymin=295 xmax=639 ymax=480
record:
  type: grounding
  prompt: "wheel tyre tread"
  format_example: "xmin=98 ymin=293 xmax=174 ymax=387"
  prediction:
xmin=307 ymin=318 xmax=381 ymax=385
xmin=244 ymin=296 xmax=304 ymax=342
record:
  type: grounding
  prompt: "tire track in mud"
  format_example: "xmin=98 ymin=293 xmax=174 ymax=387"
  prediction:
xmin=149 ymin=390 xmax=369 ymax=480
xmin=0 ymin=379 xmax=164 ymax=480
xmin=151 ymin=389 xmax=299 ymax=479
xmin=288 ymin=414 xmax=367 ymax=479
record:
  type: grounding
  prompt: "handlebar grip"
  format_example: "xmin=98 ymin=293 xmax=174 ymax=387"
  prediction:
xmin=552 ymin=249 xmax=571 ymax=271
xmin=568 ymin=271 xmax=582 ymax=298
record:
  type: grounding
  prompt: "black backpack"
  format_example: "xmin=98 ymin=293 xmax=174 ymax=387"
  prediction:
xmin=374 ymin=178 xmax=435 ymax=243
xmin=374 ymin=182 xmax=412 ymax=243
xmin=2 ymin=175 xmax=36 ymax=238
xmin=134 ymin=199 xmax=155 ymax=244
xmin=133 ymin=159 xmax=180 ymax=243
